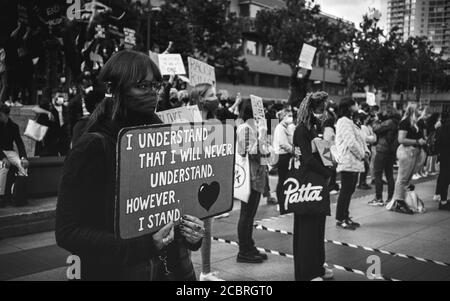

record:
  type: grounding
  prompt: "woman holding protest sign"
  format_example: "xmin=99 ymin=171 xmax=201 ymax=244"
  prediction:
xmin=291 ymin=92 xmax=333 ymax=281
xmin=236 ymin=99 xmax=270 ymax=264
xmin=56 ymin=50 xmax=205 ymax=281
xmin=189 ymin=83 xmax=225 ymax=281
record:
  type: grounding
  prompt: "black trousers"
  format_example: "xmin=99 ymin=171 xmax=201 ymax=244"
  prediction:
xmin=293 ymin=214 xmax=326 ymax=281
xmin=276 ymin=154 xmax=291 ymax=199
xmin=238 ymin=189 xmax=261 ymax=254
xmin=436 ymin=156 xmax=450 ymax=200
xmin=374 ymin=152 xmax=395 ymax=200
xmin=336 ymin=171 xmax=358 ymax=221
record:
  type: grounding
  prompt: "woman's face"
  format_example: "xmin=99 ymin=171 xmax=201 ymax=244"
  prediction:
xmin=312 ymin=102 xmax=325 ymax=118
xmin=126 ymin=69 xmax=161 ymax=115
xmin=201 ymin=87 xmax=219 ymax=115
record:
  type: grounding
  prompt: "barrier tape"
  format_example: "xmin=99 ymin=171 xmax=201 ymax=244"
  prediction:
xmin=212 ymin=236 xmax=399 ymax=281
xmin=253 ymin=224 xmax=450 ymax=268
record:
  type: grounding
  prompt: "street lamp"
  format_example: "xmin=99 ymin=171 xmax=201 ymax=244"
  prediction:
xmin=146 ymin=1 xmax=161 ymax=52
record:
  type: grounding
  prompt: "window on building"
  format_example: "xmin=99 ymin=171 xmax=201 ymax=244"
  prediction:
xmin=246 ymin=41 xmax=257 ymax=56
xmin=240 ymin=4 xmax=249 ymax=17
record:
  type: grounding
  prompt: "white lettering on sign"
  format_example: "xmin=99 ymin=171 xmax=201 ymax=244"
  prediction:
xmin=283 ymin=178 xmax=323 ymax=210
xmin=188 ymin=57 xmax=216 ymax=87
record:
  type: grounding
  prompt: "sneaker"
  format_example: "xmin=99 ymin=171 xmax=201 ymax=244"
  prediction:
xmin=433 ymin=195 xmax=441 ymax=202
xmin=311 ymin=277 xmax=324 ymax=281
xmin=322 ymin=267 xmax=334 ymax=280
xmin=13 ymin=101 xmax=23 ymax=107
xmin=358 ymin=183 xmax=372 ymax=190
xmin=336 ymin=220 xmax=356 ymax=230
xmin=368 ymin=199 xmax=384 ymax=207
xmin=439 ymin=201 xmax=450 ymax=211
xmin=5 ymin=100 xmax=13 ymax=106
xmin=394 ymin=200 xmax=414 ymax=215
xmin=412 ymin=174 xmax=421 ymax=180
xmin=346 ymin=217 xmax=360 ymax=228
xmin=330 ymin=190 xmax=338 ymax=195
xmin=236 ymin=253 xmax=264 ymax=264
xmin=419 ymin=171 xmax=428 ymax=177
xmin=199 ymin=271 xmax=225 ymax=281
xmin=215 ymin=212 xmax=230 ymax=219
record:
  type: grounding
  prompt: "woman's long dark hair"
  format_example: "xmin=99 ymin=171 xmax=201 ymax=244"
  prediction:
xmin=87 ymin=50 xmax=162 ymax=131
xmin=238 ymin=98 xmax=254 ymax=122
xmin=297 ymin=91 xmax=328 ymax=130
xmin=338 ymin=97 xmax=357 ymax=119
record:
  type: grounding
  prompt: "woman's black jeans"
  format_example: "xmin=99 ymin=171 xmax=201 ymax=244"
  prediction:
xmin=374 ymin=152 xmax=395 ymax=201
xmin=238 ymin=189 xmax=261 ymax=255
xmin=336 ymin=171 xmax=358 ymax=221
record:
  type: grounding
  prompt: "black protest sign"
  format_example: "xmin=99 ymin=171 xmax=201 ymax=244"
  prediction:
xmin=116 ymin=122 xmax=235 ymax=239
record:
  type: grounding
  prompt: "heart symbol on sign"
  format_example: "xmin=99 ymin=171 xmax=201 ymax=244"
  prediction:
xmin=198 ymin=181 xmax=220 ymax=211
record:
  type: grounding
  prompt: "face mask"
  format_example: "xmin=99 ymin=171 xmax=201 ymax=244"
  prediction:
xmin=313 ymin=113 xmax=323 ymax=119
xmin=284 ymin=117 xmax=293 ymax=124
xmin=203 ymin=99 xmax=219 ymax=115
xmin=124 ymin=90 xmax=159 ymax=120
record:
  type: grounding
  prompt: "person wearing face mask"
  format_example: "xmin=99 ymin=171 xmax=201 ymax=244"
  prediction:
xmin=335 ymin=97 xmax=369 ymax=230
xmin=32 ymin=91 xmax=71 ymax=157
xmin=293 ymin=92 xmax=333 ymax=281
xmin=391 ymin=104 xmax=426 ymax=214
xmin=188 ymin=83 xmax=225 ymax=281
xmin=273 ymin=107 xmax=294 ymax=201
xmin=55 ymin=50 xmax=204 ymax=281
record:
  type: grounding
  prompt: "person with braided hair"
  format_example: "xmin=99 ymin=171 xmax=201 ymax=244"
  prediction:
xmin=292 ymin=91 xmax=334 ymax=281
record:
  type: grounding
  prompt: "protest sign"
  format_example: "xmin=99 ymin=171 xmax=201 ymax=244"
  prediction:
xmin=298 ymin=44 xmax=317 ymax=70
xmin=188 ymin=57 xmax=216 ymax=87
xmin=156 ymin=106 xmax=203 ymax=124
xmin=123 ymin=28 xmax=136 ymax=49
xmin=250 ymin=95 xmax=265 ymax=121
xmin=116 ymin=122 xmax=235 ymax=239
xmin=158 ymin=54 xmax=186 ymax=75
xmin=366 ymin=92 xmax=376 ymax=106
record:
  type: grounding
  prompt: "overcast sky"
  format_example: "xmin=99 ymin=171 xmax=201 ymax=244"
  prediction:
xmin=315 ymin=0 xmax=387 ymax=29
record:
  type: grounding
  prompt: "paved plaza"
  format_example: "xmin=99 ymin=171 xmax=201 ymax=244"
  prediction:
xmin=1 ymin=175 xmax=449 ymax=281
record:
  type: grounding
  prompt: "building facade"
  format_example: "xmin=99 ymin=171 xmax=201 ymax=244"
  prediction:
xmin=386 ymin=0 xmax=450 ymax=57
xmin=145 ymin=0 xmax=350 ymax=101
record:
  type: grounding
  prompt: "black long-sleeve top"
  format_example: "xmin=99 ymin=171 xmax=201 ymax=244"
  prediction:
xmin=0 ymin=119 xmax=27 ymax=160
xmin=55 ymin=109 xmax=201 ymax=280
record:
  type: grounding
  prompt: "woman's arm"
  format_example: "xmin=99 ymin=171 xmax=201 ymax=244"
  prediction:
xmin=338 ymin=119 xmax=365 ymax=160
xmin=398 ymin=130 xmax=424 ymax=147
xmin=55 ymin=136 xmax=157 ymax=266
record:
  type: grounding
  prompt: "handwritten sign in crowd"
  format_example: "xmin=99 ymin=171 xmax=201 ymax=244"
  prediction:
xmin=298 ymin=43 xmax=317 ymax=70
xmin=158 ymin=54 xmax=186 ymax=76
xmin=156 ymin=106 xmax=203 ymax=124
xmin=116 ymin=122 xmax=235 ymax=239
xmin=250 ymin=95 xmax=265 ymax=121
xmin=188 ymin=57 xmax=216 ymax=87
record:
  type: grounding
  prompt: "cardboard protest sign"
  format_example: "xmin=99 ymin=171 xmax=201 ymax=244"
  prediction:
xmin=156 ymin=106 xmax=203 ymax=124
xmin=366 ymin=92 xmax=376 ymax=106
xmin=312 ymin=139 xmax=334 ymax=167
xmin=250 ymin=95 xmax=265 ymax=120
xmin=123 ymin=28 xmax=136 ymax=49
xmin=298 ymin=44 xmax=317 ymax=70
xmin=188 ymin=57 xmax=216 ymax=87
xmin=158 ymin=54 xmax=186 ymax=75
xmin=116 ymin=122 xmax=235 ymax=239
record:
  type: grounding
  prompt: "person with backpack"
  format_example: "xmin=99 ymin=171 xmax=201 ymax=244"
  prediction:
xmin=368 ymin=106 xmax=400 ymax=206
